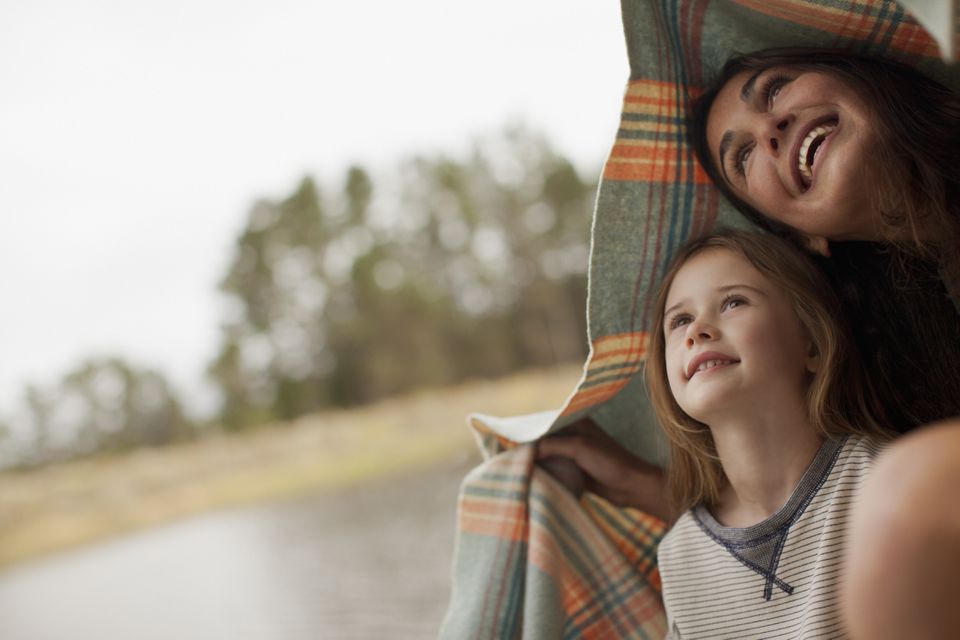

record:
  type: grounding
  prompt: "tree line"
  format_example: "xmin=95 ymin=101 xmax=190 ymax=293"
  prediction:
xmin=1 ymin=127 xmax=595 ymax=468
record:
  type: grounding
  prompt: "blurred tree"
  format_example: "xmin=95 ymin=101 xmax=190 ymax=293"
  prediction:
xmin=23 ymin=385 xmax=54 ymax=465
xmin=1 ymin=126 xmax=596 ymax=464
xmin=210 ymin=125 xmax=594 ymax=428
xmin=389 ymin=125 xmax=592 ymax=373
xmin=62 ymin=358 xmax=191 ymax=451
xmin=14 ymin=358 xmax=191 ymax=467
xmin=212 ymin=176 xmax=337 ymax=428
xmin=0 ymin=420 xmax=12 ymax=468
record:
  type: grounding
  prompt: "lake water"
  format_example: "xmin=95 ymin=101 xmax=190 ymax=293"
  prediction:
xmin=0 ymin=454 xmax=476 ymax=640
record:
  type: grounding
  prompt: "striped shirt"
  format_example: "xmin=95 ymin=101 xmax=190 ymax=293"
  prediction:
xmin=658 ymin=436 xmax=883 ymax=639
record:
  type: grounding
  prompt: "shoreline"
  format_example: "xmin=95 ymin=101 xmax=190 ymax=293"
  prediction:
xmin=0 ymin=366 xmax=581 ymax=570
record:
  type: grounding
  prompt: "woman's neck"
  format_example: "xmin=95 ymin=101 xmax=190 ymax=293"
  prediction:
xmin=709 ymin=412 xmax=824 ymax=529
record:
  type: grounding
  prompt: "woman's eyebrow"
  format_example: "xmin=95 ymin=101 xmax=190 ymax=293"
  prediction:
xmin=718 ymin=131 xmax=735 ymax=182
xmin=717 ymin=70 xmax=766 ymax=183
xmin=739 ymin=69 xmax=765 ymax=102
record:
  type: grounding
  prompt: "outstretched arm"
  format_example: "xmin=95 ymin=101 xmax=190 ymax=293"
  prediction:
xmin=536 ymin=418 xmax=675 ymax=524
xmin=843 ymin=419 xmax=960 ymax=640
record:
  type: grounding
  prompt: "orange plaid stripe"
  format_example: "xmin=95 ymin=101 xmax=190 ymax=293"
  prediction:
xmin=563 ymin=333 xmax=648 ymax=416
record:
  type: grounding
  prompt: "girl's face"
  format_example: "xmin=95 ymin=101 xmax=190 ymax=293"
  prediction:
xmin=705 ymin=66 xmax=882 ymax=253
xmin=662 ymin=248 xmax=818 ymax=423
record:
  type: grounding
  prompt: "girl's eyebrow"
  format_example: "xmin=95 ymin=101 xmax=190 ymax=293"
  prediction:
xmin=663 ymin=299 xmax=688 ymax=318
xmin=663 ymin=283 xmax=767 ymax=318
xmin=718 ymin=283 xmax=766 ymax=296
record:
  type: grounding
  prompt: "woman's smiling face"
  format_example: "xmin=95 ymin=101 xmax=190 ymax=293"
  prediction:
xmin=705 ymin=66 xmax=882 ymax=252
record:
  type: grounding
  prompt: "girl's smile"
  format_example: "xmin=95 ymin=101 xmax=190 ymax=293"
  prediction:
xmin=686 ymin=351 xmax=739 ymax=380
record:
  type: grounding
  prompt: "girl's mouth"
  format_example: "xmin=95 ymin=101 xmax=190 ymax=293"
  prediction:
xmin=798 ymin=119 xmax=838 ymax=189
xmin=686 ymin=353 xmax=740 ymax=379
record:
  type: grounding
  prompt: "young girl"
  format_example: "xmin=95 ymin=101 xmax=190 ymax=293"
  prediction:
xmin=646 ymin=230 xmax=890 ymax=638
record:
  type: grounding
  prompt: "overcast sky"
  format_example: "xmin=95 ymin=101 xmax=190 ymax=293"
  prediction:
xmin=0 ymin=0 xmax=628 ymax=417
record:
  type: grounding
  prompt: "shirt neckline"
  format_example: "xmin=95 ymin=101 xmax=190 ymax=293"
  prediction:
xmin=693 ymin=436 xmax=846 ymax=545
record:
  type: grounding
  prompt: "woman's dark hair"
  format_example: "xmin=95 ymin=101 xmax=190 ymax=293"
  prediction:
xmin=813 ymin=242 xmax=960 ymax=432
xmin=689 ymin=47 xmax=960 ymax=301
xmin=689 ymin=48 xmax=960 ymax=432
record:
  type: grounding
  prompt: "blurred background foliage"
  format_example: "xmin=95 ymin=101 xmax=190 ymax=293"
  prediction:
xmin=1 ymin=126 xmax=596 ymax=469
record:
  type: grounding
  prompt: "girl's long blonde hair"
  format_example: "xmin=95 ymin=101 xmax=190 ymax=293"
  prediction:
xmin=644 ymin=230 xmax=892 ymax=512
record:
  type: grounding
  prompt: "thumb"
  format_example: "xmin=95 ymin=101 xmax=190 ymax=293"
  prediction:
xmin=538 ymin=456 xmax=586 ymax=498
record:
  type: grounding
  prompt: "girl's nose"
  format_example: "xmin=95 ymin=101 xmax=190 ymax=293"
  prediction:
xmin=685 ymin=319 xmax=717 ymax=346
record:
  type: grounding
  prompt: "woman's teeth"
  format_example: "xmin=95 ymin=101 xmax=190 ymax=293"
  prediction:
xmin=798 ymin=123 xmax=836 ymax=184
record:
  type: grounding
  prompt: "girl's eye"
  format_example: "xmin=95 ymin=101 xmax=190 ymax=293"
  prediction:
xmin=722 ymin=295 xmax=747 ymax=311
xmin=668 ymin=314 xmax=692 ymax=331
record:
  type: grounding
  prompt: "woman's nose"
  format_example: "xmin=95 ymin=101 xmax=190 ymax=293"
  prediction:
xmin=761 ymin=115 xmax=792 ymax=154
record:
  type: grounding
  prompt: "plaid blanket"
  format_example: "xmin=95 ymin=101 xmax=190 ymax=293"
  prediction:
xmin=440 ymin=2 xmax=958 ymax=638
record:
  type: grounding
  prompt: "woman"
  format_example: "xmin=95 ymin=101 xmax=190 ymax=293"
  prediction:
xmin=541 ymin=48 xmax=960 ymax=638
xmin=688 ymin=49 xmax=960 ymax=638
xmin=689 ymin=48 xmax=960 ymax=296
xmin=691 ymin=47 xmax=960 ymax=430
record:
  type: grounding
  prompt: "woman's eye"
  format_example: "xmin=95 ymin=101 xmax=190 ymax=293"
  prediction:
xmin=761 ymin=74 xmax=792 ymax=108
xmin=734 ymin=144 xmax=753 ymax=177
xmin=668 ymin=315 xmax=691 ymax=330
xmin=766 ymin=83 xmax=783 ymax=106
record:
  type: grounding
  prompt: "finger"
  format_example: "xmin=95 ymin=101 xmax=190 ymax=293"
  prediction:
xmin=536 ymin=435 xmax=583 ymax=460
xmin=556 ymin=417 xmax=601 ymax=438
xmin=539 ymin=457 xmax=586 ymax=498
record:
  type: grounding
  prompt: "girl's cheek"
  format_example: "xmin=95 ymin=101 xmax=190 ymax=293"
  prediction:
xmin=664 ymin=351 xmax=684 ymax=391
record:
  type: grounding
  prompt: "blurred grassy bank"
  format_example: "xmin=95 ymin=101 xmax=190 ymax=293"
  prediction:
xmin=0 ymin=366 xmax=582 ymax=570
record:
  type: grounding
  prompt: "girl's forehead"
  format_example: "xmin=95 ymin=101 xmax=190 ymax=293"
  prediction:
xmin=665 ymin=248 xmax=767 ymax=299
xmin=676 ymin=247 xmax=755 ymax=277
